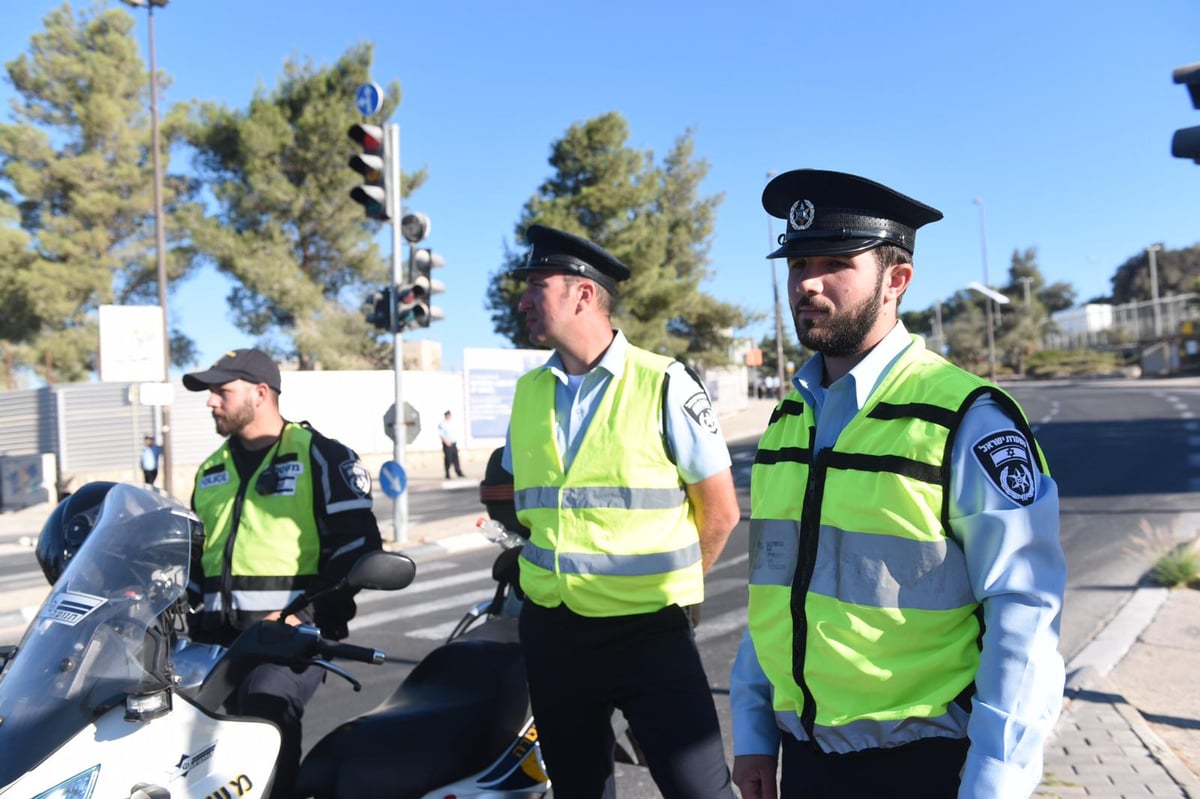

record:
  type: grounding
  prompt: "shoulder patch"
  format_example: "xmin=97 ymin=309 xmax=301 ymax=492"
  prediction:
xmin=683 ymin=391 xmax=720 ymax=435
xmin=972 ymin=429 xmax=1036 ymax=506
xmin=340 ymin=459 xmax=372 ymax=498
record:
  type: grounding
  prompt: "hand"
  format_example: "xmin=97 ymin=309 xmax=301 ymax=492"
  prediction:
xmin=263 ymin=611 xmax=304 ymax=626
xmin=733 ymin=754 xmax=779 ymax=799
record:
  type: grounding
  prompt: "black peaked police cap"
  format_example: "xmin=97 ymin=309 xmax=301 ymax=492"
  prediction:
xmin=510 ymin=224 xmax=631 ymax=295
xmin=763 ymin=169 xmax=943 ymax=259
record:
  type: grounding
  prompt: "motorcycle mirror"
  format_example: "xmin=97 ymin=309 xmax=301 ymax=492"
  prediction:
xmin=347 ymin=551 xmax=417 ymax=592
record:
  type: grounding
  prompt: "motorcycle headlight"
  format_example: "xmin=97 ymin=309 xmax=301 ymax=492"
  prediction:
xmin=32 ymin=765 xmax=100 ymax=799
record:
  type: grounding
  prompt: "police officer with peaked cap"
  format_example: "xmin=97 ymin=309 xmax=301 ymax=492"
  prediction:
xmin=502 ymin=223 xmax=741 ymax=797
xmin=730 ymin=170 xmax=1066 ymax=799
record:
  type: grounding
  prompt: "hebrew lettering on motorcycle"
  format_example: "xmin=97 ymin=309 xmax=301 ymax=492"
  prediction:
xmin=37 ymin=591 xmax=105 ymax=626
xmin=204 ymin=775 xmax=252 ymax=799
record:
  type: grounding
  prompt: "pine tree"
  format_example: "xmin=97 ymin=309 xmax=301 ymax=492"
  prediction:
xmin=182 ymin=42 xmax=426 ymax=369
xmin=485 ymin=112 xmax=747 ymax=367
xmin=0 ymin=2 xmax=200 ymax=382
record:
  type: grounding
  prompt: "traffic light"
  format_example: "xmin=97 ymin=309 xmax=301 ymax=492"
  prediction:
xmin=348 ymin=123 xmax=392 ymax=220
xmin=410 ymin=247 xmax=446 ymax=327
xmin=364 ymin=287 xmax=393 ymax=331
xmin=1172 ymin=63 xmax=1200 ymax=164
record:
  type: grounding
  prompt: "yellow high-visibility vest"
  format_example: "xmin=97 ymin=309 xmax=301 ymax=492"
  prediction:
xmin=749 ymin=336 xmax=1048 ymax=752
xmin=512 ymin=346 xmax=703 ymax=617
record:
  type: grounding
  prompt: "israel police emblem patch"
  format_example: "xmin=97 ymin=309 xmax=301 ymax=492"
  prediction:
xmin=788 ymin=199 xmax=815 ymax=230
xmin=341 ymin=460 xmax=372 ymax=497
xmin=684 ymin=391 xmax=720 ymax=435
xmin=972 ymin=430 xmax=1036 ymax=506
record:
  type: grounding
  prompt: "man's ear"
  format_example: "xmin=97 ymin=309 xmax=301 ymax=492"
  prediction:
xmin=576 ymin=279 xmax=596 ymax=309
xmin=885 ymin=262 xmax=914 ymax=300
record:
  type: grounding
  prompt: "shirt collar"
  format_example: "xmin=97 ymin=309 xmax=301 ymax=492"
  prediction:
xmin=541 ymin=329 xmax=627 ymax=384
xmin=793 ymin=322 xmax=913 ymax=409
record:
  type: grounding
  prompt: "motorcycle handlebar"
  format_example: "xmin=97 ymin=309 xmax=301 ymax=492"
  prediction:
xmin=318 ymin=639 xmax=385 ymax=665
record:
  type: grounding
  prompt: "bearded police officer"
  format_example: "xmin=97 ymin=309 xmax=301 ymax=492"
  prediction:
xmin=183 ymin=348 xmax=382 ymax=799
xmin=502 ymin=224 xmax=740 ymax=798
xmin=730 ymin=170 xmax=1066 ymax=799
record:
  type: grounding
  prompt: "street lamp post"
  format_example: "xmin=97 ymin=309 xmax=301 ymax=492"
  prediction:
xmin=121 ymin=0 xmax=173 ymax=494
xmin=1146 ymin=243 xmax=1164 ymax=339
xmin=766 ymin=171 xmax=787 ymax=399
xmin=972 ymin=198 xmax=998 ymax=383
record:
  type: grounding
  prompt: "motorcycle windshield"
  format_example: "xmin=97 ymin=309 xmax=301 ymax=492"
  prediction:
xmin=0 ymin=484 xmax=197 ymax=786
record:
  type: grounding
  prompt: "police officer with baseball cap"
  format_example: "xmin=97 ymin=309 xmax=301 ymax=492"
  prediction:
xmin=183 ymin=347 xmax=382 ymax=799
xmin=731 ymin=170 xmax=1066 ymax=799
xmin=502 ymin=223 xmax=740 ymax=797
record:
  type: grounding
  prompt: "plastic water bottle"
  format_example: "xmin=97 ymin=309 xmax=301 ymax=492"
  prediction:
xmin=476 ymin=517 xmax=524 ymax=549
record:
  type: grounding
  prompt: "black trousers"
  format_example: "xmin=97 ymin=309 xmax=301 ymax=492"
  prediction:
xmin=780 ymin=732 xmax=969 ymax=799
xmin=442 ymin=443 xmax=463 ymax=477
xmin=142 ymin=468 xmax=157 ymax=485
xmin=229 ymin=661 xmax=324 ymax=799
xmin=519 ymin=601 xmax=734 ymax=799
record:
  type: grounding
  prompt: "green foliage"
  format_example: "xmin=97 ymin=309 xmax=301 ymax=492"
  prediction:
xmin=1024 ymin=348 xmax=1121 ymax=378
xmin=1129 ymin=520 xmax=1200 ymax=588
xmin=1108 ymin=244 xmax=1200 ymax=305
xmin=485 ymin=113 xmax=748 ymax=367
xmin=0 ymin=2 xmax=203 ymax=381
xmin=182 ymin=42 xmax=426 ymax=370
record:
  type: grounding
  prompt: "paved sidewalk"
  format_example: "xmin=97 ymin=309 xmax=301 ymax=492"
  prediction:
xmin=1 ymin=396 xmax=1199 ymax=796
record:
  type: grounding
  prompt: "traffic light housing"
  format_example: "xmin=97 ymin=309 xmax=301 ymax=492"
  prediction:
xmin=364 ymin=287 xmax=393 ymax=331
xmin=410 ymin=248 xmax=446 ymax=327
xmin=348 ymin=123 xmax=392 ymax=220
xmin=1172 ymin=63 xmax=1200 ymax=164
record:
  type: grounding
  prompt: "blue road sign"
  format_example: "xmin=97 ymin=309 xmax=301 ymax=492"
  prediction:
xmin=379 ymin=460 xmax=407 ymax=498
xmin=355 ymin=82 xmax=384 ymax=117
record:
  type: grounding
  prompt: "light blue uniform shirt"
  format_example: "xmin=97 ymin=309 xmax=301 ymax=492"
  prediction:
xmin=502 ymin=330 xmax=731 ymax=484
xmin=730 ymin=322 xmax=1065 ymax=799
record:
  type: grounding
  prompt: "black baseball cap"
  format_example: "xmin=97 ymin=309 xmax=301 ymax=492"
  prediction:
xmin=510 ymin=224 xmax=631 ymax=295
xmin=183 ymin=348 xmax=282 ymax=394
xmin=763 ymin=169 xmax=943 ymax=259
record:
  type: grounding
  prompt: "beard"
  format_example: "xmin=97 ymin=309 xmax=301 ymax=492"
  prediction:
xmin=213 ymin=395 xmax=256 ymax=438
xmin=794 ymin=276 xmax=885 ymax=358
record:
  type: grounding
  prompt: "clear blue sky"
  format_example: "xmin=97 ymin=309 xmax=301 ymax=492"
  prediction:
xmin=4 ymin=1 xmax=1200 ymax=374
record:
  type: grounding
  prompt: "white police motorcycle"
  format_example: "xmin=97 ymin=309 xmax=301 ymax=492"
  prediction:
xmin=0 ymin=483 xmax=554 ymax=799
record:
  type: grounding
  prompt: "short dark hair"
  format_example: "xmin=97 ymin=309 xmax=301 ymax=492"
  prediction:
xmin=873 ymin=245 xmax=913 ymax=307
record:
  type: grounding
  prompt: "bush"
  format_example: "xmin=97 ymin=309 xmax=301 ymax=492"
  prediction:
xmin=1128 ymin=520 xmax=1200 ymax=588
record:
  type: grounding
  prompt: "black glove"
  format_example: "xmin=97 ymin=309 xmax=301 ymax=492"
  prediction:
xmin=313 ymin=590 xmax=357 ymax=641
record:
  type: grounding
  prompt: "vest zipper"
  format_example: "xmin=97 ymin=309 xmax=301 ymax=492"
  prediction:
xmin=792 ymin=425 xmax=823 ymax=746
xmin=219 ymin=475 xmax=252 ymax=628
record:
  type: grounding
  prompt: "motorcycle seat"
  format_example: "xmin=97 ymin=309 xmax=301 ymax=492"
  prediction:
xmin=298 ymin=621 xmax=532 ymax=799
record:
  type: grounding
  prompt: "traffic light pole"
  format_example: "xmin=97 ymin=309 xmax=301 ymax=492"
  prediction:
xmin=387 ymin=122 xmax=408 ymax=544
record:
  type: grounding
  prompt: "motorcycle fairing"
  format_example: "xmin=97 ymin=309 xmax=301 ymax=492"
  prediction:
xmin=1 ymin=695 xmax=281 ymax=799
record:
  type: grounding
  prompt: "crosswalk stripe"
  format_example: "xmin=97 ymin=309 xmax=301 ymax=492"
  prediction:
xmin=350 ymin=589 xmax=494 ymax=631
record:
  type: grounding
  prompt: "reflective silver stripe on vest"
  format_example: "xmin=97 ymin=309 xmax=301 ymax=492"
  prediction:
xmin=203 ymin=589 xmax=305 ymax=612
xmin=515 ymin=485 xmax=686 ymax=512
xmin=331 ymin=536 xmax=368 ymax=560
xmin=749 ymin=519 xmax=975 ymax=610
xmin=520 ymin=540 xmax=701 ymax=577
xmin=774 ymin=704 xmax=969 ymax=753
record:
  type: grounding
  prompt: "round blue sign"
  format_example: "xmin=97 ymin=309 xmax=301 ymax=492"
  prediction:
xmin=379 ymin=460 xmax=407 ymax=498
xmin=355 ymin=82 xmax=384 ymax=117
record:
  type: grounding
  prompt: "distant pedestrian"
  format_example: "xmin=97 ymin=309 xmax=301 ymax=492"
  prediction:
xmin=140 ymin=436 xmax=161 ymax=485
xmin=438 ymin=410 xmax=464 ymax=479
